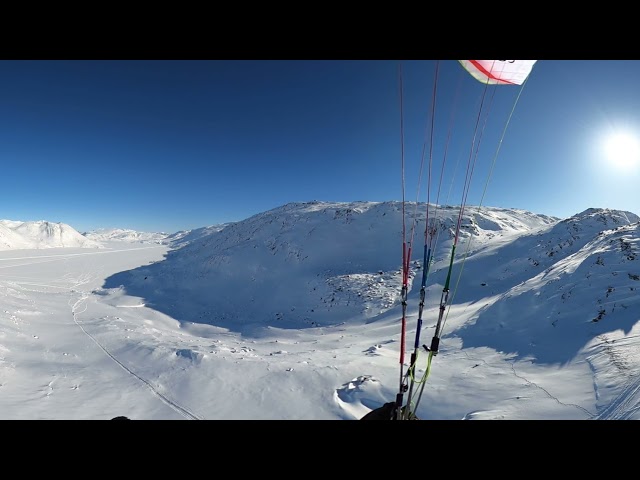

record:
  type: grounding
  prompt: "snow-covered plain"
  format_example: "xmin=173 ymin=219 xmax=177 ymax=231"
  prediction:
xmin=1 ymin=202 xmax=640 ymax=420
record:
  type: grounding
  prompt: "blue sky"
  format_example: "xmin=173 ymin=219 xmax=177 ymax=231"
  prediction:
xmin=2 ymin=59 xmax=639 ymax=233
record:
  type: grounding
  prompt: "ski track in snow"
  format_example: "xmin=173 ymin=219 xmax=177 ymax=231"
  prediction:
xmin=68 ymin=283 xmax=204 ymax=420
xmin=0 ymin=245 xmax=161 ymax=262
xmin=460 ymin=349 xmax=594 ymax=418
xmin=591 ymin=333 xmax=640 ymax=420
xmin=594 ymin=374 xmax=640 ymax=419
xmin=507 ymin=361 xmax=593 ymax=417
xmin=3 ymin=247 xmax=203 ymax=420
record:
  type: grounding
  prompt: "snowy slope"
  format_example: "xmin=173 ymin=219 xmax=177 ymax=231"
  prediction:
xmin=163 ymin=224 xmax=232 ymax=248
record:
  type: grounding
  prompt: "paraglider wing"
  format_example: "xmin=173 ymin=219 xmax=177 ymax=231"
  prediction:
xmin=459 ymin=60 xmax=537 ymax=85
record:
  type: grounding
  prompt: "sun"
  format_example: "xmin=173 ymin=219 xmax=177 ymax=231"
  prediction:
xmin=602 ymin=131 xmax=640 ymax=169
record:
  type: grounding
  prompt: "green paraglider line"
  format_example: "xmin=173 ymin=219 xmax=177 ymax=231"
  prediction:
xmin=443 ymin=243 xmax=456 ymax=291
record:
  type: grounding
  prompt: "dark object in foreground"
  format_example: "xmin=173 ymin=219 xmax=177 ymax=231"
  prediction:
xmin=361 ymin=402 xmax=396 ymax=420
xmin=360 ymin=402 xmax=420 ymax=420
xmin=111 ymin=416 xmax=131 ymax=420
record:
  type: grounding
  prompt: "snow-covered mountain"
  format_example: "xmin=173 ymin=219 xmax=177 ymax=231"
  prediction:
xmin=101 ymin=202 xmax=640 ymax=338
xmin=3 ymin=201 xmax=640 ymax=420
xmin=10 ymin=202 xmax=638 ymax=364
xmin=104 ymin=201 xmax=615 ymax=331
xmin=83 ymin=225 xmax=233 ymax=247
xmin=0 ymin=220 xmax=103 ymax=250
xmin=83 ymin=228 xmax=169 ymax=244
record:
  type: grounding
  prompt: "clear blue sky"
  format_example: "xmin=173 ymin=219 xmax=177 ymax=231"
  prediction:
xmin=2 ymin=60 xmax=639 ymax=233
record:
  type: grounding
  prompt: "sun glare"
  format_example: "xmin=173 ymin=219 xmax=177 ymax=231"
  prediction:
xmin=603 ymin=131 xmax=640 ymax=169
